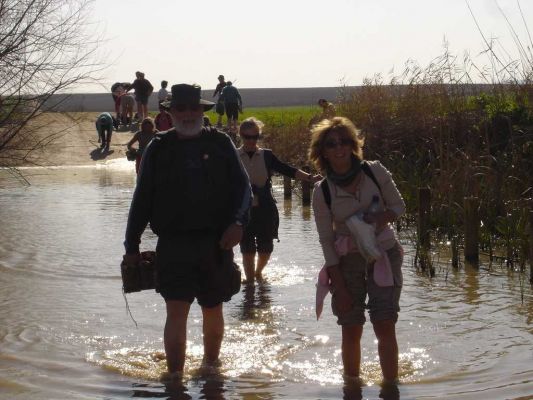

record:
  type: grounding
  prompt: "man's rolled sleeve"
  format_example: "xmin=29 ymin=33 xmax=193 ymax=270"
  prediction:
xmin=123 ymin=139 xmax=157 ymax=253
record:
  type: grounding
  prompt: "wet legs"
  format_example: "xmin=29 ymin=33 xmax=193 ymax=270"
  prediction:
xmin=255 ymin=252 xmax=271 ymax=281
xmin=164 ymin=300 xmax=190 ymax=373
xmin=201 ymin=304 xmax=224 ymax=365
xmin=372 ymin=319 xmax=399 ymax=382
xmin=341 ymin=324 xmax=363 ymax=378
xmin=242 ymin=252 xmax=271 ymax=282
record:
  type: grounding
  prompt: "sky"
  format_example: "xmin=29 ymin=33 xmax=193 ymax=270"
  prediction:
xmin=82 ymin=0 xmax=533 ymax=92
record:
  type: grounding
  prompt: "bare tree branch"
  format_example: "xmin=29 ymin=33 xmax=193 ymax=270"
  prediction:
xmin=0 ymin=0 xmax=104 ymax=165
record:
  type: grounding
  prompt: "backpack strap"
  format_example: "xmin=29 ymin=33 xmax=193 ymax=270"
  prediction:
xmin=262 ymin=149 xmax=274 ymax=178
xmin=321 ymin=161 xmax=383 ymax=211
xmin=321 ymin=179 xmax=332 ymax=210
xmin=361 ymin=161 xmax=383 ymax=199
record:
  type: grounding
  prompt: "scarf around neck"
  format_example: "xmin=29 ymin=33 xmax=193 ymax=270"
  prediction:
xmin=326 ymin=155 xmax=363 ymax=187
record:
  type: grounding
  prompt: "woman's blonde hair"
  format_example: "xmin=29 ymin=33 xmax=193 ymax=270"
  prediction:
xmin=239 ymin=117 xmax=265 ymax=134
xmin=308 ymin=117 xmax=364 ymax=173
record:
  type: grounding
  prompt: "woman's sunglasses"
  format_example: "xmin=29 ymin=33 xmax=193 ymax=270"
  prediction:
xmin=323 ymin=138 xmax=353 ymax=149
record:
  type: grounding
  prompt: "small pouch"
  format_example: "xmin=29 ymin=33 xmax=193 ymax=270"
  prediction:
xmin=121 ymin=251 xmax=157 ymax=293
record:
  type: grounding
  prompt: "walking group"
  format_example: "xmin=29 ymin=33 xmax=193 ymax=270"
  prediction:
xmin=121 ymin=81 xmax=405 ymax=389
xmin=94 ymin=72 xmax=244 ymax=160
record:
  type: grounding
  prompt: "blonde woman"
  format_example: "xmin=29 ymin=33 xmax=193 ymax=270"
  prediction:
xmin=309 ymin=116 xmax=405 ymax=384
xmin=238 ymin=117 xmax=319 ymax=282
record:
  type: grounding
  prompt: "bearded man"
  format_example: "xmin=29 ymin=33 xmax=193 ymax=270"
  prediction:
xmin=122 ymin=83 xmax=252 ymax=378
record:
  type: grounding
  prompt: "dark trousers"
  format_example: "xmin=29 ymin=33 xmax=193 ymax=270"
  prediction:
xmin=99 ymin=127 xmax=112 ymax=146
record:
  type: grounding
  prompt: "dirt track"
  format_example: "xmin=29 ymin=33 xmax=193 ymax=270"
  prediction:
xmin=4 ymin=112 xmax=135 ymax=167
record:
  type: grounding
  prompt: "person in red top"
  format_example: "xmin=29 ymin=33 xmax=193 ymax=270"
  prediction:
xmin=154 ymin=104 xmax=173 ymax=132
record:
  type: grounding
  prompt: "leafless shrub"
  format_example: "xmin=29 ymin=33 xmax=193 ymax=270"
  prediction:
xmin=0 ymin=0 xmax=103 ymax=165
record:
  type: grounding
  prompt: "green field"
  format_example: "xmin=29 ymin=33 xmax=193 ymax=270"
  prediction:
xmin=205 ymin=105 xmax=319 ymax=128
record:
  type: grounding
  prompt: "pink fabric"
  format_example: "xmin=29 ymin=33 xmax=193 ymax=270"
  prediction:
xmin=315 ymin=267 xmax=331 ymax=320
xmin=315 ymin=225 xmax=401 ymax=320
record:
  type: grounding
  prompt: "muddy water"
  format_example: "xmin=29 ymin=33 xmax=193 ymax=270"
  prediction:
xmin=0 ymin=161 xmax=532 ymax=399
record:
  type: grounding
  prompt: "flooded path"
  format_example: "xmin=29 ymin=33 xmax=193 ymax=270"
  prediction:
xmin=0 ymin=162 xmax=531 ymax=399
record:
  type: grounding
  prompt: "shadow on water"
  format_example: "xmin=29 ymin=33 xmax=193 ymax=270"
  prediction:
xmin=237 ymin=281 xmax=273 ymax=321
xmin=377 ymin=382 xmax=400 ymax=400
xmin=90 ymin=147 xmax=115 ymax=161
xmin=130 ymin=374 xmax=227 ymax=399
xmin=301 ymin=204 xmax=311 ymax=221
xmin=341 ymin=379 xmax=399 ymax=400
xmin=342 ymin=380 xmax=363 ymax=400
xmin=282 ymin=197 xmax=293 ymax=219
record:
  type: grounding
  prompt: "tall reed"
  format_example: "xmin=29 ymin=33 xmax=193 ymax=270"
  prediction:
xmin=336 ymin=44 xmax=533 ymax=269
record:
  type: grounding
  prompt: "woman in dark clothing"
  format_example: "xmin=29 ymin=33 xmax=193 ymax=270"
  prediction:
xmin=128 ymin=71 xmax=153 ymax=121
xmin=237 ymin=117 xmax=320 ymax=283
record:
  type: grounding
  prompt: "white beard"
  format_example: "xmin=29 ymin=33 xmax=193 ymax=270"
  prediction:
xmin=174 ymin=117 xmax=204 ymax=137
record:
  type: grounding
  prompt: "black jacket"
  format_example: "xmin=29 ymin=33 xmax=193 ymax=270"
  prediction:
xmin=124 ymin=127 xmax=252 ymax=253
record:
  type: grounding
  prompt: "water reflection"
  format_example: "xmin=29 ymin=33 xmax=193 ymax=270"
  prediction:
xmin=196 ymin=376 xmax=225 ymax=400
xmin=378 ymin=382 xmax=400 ymax=400
xmin=130 ymin=373 xmax=227 ymax=399
xmin=464 ymin=263 xmax=480 ymax=304
xmin=98 ymin=168 xmax=116 ymax=187
xmin=282 ymin=198 xmax=293 ymax=218
xmin=301 ymin=205 xmax=311 ymax=221
xmin=342 ymin=380 xmax=363 ymax=400
xmin=131 ymin=381 xmax=189 ymax=399
xmin=238 ymin=282 xmax=273 ymax=321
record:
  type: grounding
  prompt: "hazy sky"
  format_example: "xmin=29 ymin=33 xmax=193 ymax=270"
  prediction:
xmin=85 ymin=0 xmax=532 ymax=92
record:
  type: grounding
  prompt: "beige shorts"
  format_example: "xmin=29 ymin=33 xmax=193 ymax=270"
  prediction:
xmin=332 ymin=242 xmax=403 ymax=326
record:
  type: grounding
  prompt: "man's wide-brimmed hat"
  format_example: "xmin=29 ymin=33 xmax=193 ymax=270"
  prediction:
xmin=160 ymin=84 xmax=214 ymax=111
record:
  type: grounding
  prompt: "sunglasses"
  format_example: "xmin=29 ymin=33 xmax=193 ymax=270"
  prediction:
xmin=173 ymin=104 xmax=203 ymax=112
xmin=323 ymin=138 xmax=353 ymax=149
xmin=241 ymin=134 xmax=260 ymax=140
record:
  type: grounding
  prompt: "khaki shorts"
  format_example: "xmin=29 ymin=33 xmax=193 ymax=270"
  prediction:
xmin=332 ymin=242 xmax=403 ymax=326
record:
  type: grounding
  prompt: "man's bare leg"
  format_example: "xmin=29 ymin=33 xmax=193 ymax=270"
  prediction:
xmin=164 ymin=300 xmax=191 ymax=373
xmin=201 ymin=304 xmax=224 ymax=365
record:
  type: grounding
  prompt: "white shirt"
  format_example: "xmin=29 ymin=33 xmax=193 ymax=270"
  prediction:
xmin=158 ymin=88 xmax=169 ymax=102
